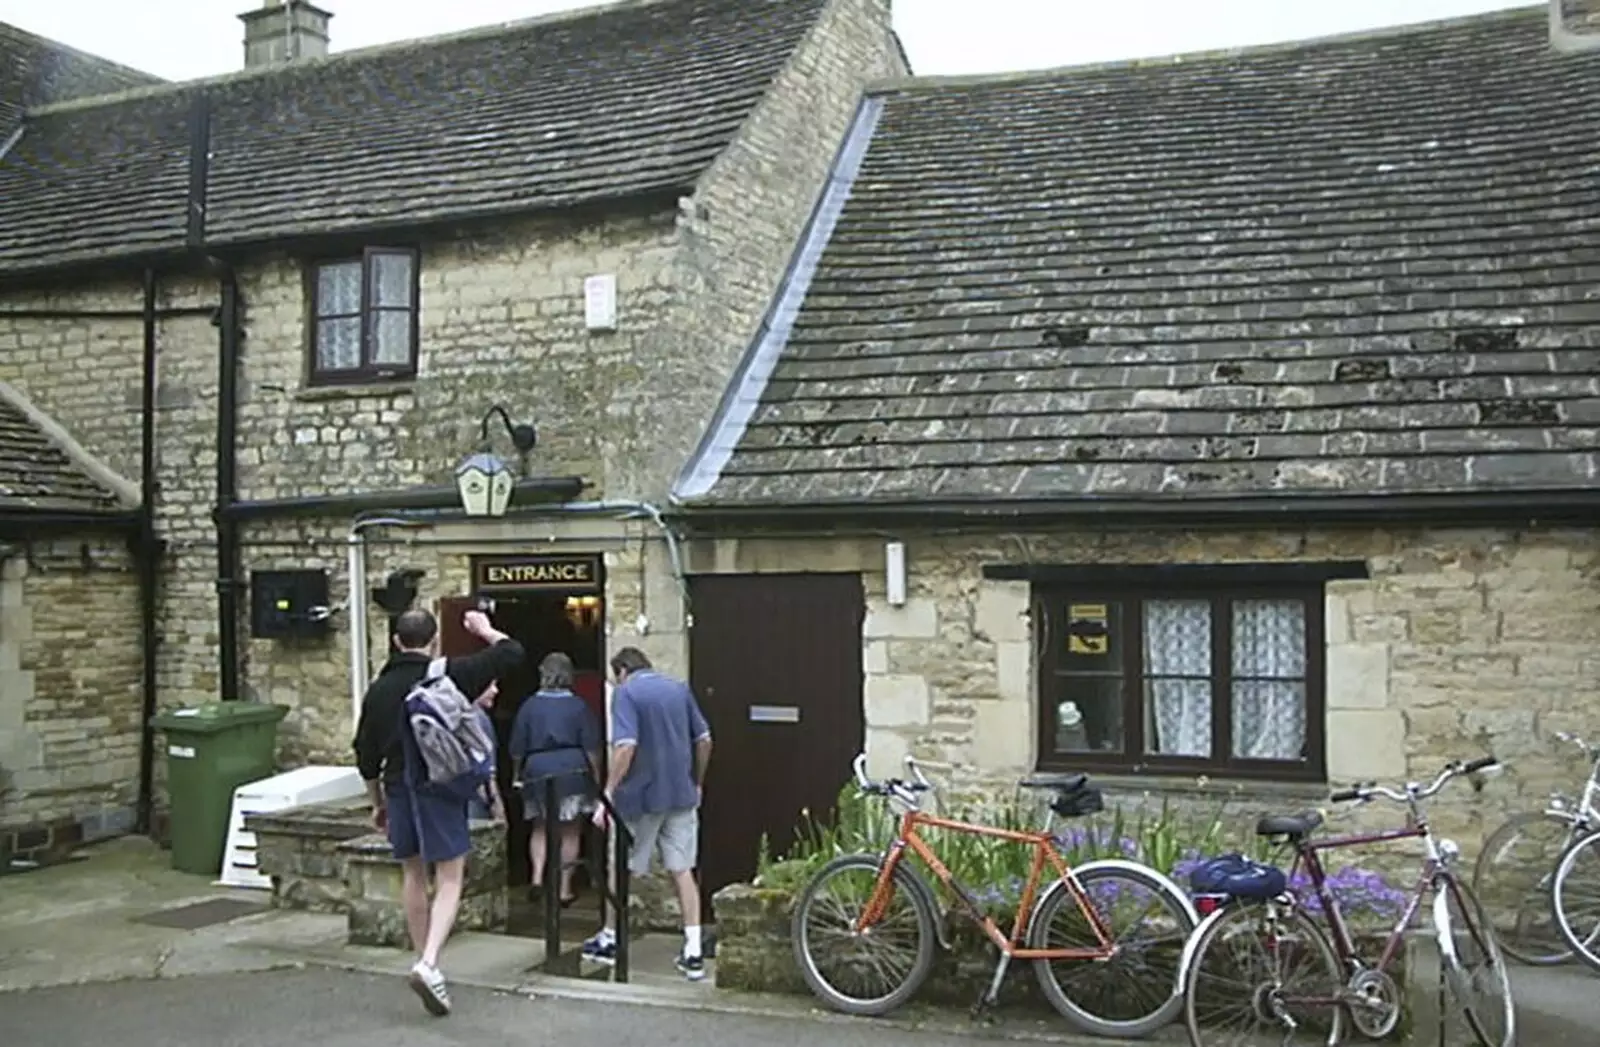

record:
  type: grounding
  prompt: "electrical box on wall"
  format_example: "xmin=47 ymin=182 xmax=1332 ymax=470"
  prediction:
xmin=250 ymin=569 xmax=332 ymax=639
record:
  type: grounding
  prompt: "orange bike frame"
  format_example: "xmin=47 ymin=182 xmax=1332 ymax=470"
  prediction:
xmin=859 ymin=807 xmax=1117 ymax=960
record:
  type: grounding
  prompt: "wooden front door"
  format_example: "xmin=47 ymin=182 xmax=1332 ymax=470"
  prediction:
xmin=689 ymin=573 xmax=865 ymax=904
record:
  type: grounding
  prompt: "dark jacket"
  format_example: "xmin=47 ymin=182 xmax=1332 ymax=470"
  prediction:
xmin=353 ymin=639 xmax=525 ymax=787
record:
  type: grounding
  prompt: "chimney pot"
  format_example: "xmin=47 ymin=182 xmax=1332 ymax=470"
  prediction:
xmin=1552 ymin=0 xmax=1600 ymax=52
xmin=239 ymin=0 xmax=334 ymax=70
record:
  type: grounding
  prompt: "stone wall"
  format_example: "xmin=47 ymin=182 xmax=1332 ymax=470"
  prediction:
xmin=682 ymin=525 xmax=1600 ymax=863
xmin=0 ymin=537 xmax=142 ymax=848
xmin=663 ymin=0 xmax=899 ymax=505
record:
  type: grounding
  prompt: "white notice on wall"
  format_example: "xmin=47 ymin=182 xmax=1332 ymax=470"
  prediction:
xmin=169 ymin=745 xmax=196 ymax=759
xmin=584 ymin=273 xmax=618 ymax=332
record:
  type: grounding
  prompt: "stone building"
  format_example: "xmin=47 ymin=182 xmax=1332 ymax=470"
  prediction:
xmin=0 ymin=0 xmax=904 ymax=869
xmin=0 ymin=22 xmax=164 ymax=859
xmin=669 ymin=2 xmax=1600 ymax=886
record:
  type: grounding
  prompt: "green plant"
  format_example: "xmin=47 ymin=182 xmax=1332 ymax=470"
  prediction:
xmin=753 ymin=778 xmax=1401 ymax=922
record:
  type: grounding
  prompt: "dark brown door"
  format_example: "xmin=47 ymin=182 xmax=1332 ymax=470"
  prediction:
xmin=689 ymin=573 xmax=865 ymax=905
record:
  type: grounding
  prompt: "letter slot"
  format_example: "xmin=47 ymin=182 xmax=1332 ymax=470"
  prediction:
xmin=748 ymin=704 xmax=800 ymax=724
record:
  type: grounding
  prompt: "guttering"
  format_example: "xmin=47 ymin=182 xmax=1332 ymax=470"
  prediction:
xmin=221 ymin=477 xmax=588 ymax=522
xmin=0 ymin=306 xmax=215 ymax=320
xmin=134 ymin=269 xmax=162 ymax=833
xmin=668 ymin=489 xmax=1600 ymax=531
xmin=672 ymin=96 xmax=885 ymax=503
xmin=0 ymin=509 xmax=141 ymax=533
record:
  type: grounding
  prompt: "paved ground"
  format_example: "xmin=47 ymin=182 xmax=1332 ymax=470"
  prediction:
xmin=2 ymin=837 xmax=1597 ymax=1045
xmin=0 ymin=968 xmax=1078 ymax=1047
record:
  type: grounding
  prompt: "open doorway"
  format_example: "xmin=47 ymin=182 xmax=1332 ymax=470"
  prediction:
xmin=438 ymin=554 xmax=607 ymax=923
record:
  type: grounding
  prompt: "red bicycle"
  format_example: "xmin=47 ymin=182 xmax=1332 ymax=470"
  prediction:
xmin=1178 ymin=756 xmax=1515 ymax=1047
xmin=792 ymin=754 xmax=1199 ymax=1039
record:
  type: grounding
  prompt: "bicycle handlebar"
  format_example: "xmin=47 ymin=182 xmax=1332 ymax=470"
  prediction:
xmin=1555 ymin=730 xmax=1600 ymax=760
xmin=1330 ymin=755 xmax=1504 ymax=807
xmin=852 ymin=752 xmax=935 ymax=803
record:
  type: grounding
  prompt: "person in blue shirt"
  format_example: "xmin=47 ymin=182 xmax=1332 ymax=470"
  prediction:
xmin=508 ymin=651 xmax=600 ymax=906
xmin=465 ymin=681 xmax=506 ymax=826
xmin=583 ymin=647 xmax=713 ymax=980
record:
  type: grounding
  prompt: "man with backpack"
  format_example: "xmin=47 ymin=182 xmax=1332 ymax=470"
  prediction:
xmin=353 ymin=606 xmax=524 ymax=1017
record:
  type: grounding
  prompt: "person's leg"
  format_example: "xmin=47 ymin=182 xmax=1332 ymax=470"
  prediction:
xmin=528 ymin=817 xmax=548 ymax=888
xmin=658 ymin=807 xmax=705 ymax=979
xmin=385 ymin=788 xmax=432 ymax=953
xmin=584 ymin=810 xmax=661 ymax=962
xmin=421 ymin=856 xmax=466 ymax=968
xmin=405 ymin=792 xmax=471 ymax=1017
xmin=557 ymin=820 xmax=581 ymax=901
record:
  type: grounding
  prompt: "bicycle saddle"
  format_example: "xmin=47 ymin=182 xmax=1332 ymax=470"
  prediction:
xmin=1254 ymin=810 xmax=1324 ymax=839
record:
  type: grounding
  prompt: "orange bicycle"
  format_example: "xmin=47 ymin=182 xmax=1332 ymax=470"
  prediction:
xmin=791 ymin=754 xmax=1200 ymax=1038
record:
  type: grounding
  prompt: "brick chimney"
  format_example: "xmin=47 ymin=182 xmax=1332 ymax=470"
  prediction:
xmin=1552 ymin=0 xmax=1600 ymax=52
xmin=239 ymin=0 xmax=333 ymax=69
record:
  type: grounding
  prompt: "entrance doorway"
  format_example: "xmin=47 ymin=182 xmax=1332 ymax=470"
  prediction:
xmin=689 ymin=572 xmax=866 ymax=905
xmin=438 ymin=553 xmax=607 ymax=899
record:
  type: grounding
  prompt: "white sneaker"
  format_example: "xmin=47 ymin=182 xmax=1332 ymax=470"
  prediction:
xmin=407 ymin=960 xmax=451 ymax=1017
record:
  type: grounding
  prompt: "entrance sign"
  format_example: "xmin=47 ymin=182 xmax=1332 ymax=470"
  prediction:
xmin=472 ymin=554 xmax=603 ymax=593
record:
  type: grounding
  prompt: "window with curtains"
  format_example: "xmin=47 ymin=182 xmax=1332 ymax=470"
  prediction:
xmin=307 ymin=247 xmax=420 ymax=384
xmin=1035 ymin=587 xmax=1325 ymax=781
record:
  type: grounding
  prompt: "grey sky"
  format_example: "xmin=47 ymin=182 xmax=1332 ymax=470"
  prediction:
xmin=2 ymin=0 xmax=1533 ymax=82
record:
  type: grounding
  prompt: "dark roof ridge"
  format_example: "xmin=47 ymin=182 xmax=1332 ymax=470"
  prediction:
xmin=0 ymin=19 xmax=164 ymax=88
xmin=863 ymin=2 xmax=1548 ymax=96
xmin=28 ymin=0 xmax=697 ymax=117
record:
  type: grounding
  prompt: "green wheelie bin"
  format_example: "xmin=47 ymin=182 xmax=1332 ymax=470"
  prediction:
xmin=149 ymin=702 xmax=289 ymax=875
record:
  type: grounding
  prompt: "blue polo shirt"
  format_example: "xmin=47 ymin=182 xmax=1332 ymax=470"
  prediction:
xmin=611 ymin=670 xmax=711 ymax=821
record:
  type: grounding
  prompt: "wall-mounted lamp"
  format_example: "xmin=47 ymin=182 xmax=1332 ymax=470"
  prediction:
xmin=456 ymin=405 xmax=538 ymax=518
xmin=885 ymin=540 xmax=907 ymax=607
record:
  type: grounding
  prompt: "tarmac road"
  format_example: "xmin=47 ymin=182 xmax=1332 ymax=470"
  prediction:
xmin=0 ymin=968 xmax=1057 ymax=1047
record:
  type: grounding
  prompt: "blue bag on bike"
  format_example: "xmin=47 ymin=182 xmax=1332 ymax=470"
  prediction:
xmin=1188 ymin=853 xmax=1288 ymax=900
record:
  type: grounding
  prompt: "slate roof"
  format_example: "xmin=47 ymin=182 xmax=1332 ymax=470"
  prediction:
xmin=680 ymin=6 xmax=1600 ymax=511
xmin=0 ymin=0 xmax=828 ymax=278
xmin=0 ymin=398 xmax=125 ymax=513
xmin=0 ymin=21 xmax=161 ymax=131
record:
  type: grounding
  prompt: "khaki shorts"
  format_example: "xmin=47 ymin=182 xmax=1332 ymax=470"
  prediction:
xmin=625 ymin=806 xmax=698 ymax=875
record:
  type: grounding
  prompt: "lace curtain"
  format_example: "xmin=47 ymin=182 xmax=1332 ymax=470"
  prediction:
xmin=1143 ymin=598 xmax=1307 ymax=762
xmin=1144 ymin=600 xmax=1211 ymax=757
xmin=1232 ymin=599 xmax=1307 ymax=761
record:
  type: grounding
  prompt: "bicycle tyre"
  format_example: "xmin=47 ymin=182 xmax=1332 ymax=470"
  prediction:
xmin=1435 ymin=876 xmax=1516 ymax=1047
xmin=1181 ymin=901 xmax=1345 ymax=1047
xmin=1027 ymin=862 xmax=1197 ymax=1038
xmin=791 ymin=852 xmax=937 ymax=1017
xmin=1551 ymin=827 xmax=1600 ymax=975
xmin=1470 ymin=810 xmax=1580 ymax=966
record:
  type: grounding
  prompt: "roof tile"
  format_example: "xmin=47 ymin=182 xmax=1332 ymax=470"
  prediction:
xmin=0 ymin=399 xmax=124 ymax=512
xmin=691 ymin=7 xmax=1600 ymax=508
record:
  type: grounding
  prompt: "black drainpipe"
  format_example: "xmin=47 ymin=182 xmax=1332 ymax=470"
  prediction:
xmin=185 ymin=87 xmax=245 ymax=705
xmin=134 ymin=269 xmax=163 ymax=833
xmin=212 ymin=265 xmax=243 ymax=702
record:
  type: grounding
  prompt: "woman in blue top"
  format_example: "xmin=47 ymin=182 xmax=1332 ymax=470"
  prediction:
xmin=509 ymin=651 xmax=601 ymax=905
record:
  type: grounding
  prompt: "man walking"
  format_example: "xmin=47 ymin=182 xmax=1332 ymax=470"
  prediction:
xmin=354 ymin=607 xmax=523 ymax=1016
xmin=583 ymin=646 xmax=713 ymax=980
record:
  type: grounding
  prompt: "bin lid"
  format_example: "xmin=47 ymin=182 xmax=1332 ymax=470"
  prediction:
xmin=149 ymin=701 xmax=290 ymax=734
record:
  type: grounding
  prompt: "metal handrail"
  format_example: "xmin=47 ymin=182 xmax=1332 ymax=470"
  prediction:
xmin=517 ymin=744 xmax=633 ymax=982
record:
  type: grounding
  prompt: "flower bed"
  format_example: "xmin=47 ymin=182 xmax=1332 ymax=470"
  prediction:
xmin=713 ymin=785 xmax=1415 ymax=1034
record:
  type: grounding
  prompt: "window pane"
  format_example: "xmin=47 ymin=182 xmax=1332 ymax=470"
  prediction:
xmin=1050 ymin=600 xmax=1125 ymax=753
xmin=316 ymin=261 xmax=362 ymax=316
xmin=315 ymin=317 xmax=361 ymax=371
xmin=372 ymin=252 xmax=414 ymax=308
xmin=372 ymin=310 xmax=413 ymax=366
xmin=1232 ymin=599 xmax=1308 ymax=761
xmin=1143 ymin=599 xmax=1211 ymax=757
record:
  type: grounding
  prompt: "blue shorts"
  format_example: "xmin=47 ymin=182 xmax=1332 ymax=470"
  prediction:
xmin=385 ymin=784 xmax=471 ymax=865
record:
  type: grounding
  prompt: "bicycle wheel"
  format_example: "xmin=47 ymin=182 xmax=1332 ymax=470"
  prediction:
xmin=1027 ymin=861 xmax=1198 ymax=1038
xmin=1470 ymin=811 xmax=1579 ymax=965
xmin=1434 ymin=876 xmax=1515 ymax=1047
xmin=1182 ymin=902 xmax=1346 ymax=1047
xmin=1552 ymin=827 xmax=1600 ymax=974
xmin=791 ymin=852 xmax=937 ymax=1017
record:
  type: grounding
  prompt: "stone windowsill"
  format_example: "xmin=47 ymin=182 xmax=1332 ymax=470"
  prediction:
xmin=293 ymin=379 xmax=416 ymax=402
xmin=1089 ymin=773 xmax=1331 ymax=805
